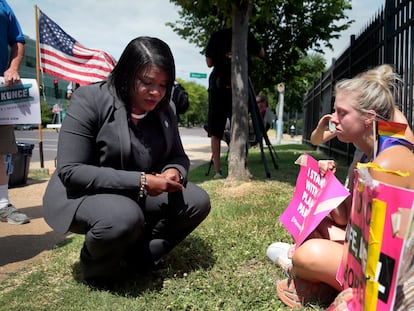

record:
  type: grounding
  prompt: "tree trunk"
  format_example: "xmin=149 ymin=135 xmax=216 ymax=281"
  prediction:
xmin=226 ymin=2 xmax=252 ymax=184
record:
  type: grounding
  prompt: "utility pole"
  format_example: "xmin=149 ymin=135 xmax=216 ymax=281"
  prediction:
xmin=276 ymin=83 xmax=285 ymax=144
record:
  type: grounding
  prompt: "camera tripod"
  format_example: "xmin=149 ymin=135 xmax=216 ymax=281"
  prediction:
xmin=205 ymin=79 xmax=279 ymax=178
xmin=248 ymin=78 xmax=278 ymax=177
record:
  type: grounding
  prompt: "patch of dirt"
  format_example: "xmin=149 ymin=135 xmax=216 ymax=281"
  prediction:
xmin=220 ymin=181 xmax=275 ymax=200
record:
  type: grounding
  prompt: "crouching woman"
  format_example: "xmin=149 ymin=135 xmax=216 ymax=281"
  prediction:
xmin=43 ymin=37 xmax=211 ymax=287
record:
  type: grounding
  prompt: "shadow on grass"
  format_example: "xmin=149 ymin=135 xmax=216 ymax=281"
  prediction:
xmin=70 ymin=235 xmax=215 ymax=297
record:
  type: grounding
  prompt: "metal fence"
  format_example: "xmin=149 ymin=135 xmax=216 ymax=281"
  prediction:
xmin=303 ymin=0 xmax=414 ymax=162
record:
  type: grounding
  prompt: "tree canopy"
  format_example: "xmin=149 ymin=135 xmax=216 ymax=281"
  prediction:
xmin=168 ymin=0 xmax=352 ymax=100
xmin=175 ymin=78 xmax=209 ymax=127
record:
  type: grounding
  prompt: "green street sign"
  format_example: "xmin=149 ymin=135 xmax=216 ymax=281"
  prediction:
xmin=189 ymin=72 xmax=207 ymax=79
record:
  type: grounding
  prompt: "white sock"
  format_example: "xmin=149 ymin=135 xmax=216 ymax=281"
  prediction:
xmin=0 ymin=184 xmax=9 ymax=209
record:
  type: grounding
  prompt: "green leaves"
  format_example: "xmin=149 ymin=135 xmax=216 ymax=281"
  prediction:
xmin=169 ymin=0 xmax=352 ymax=110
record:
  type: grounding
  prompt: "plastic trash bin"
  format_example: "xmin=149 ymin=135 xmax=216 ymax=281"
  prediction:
xmin=8 ymin=142 xmax=35 ymax=187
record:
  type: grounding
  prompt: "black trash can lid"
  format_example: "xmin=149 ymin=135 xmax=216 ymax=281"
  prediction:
xmin=16 ymin=141 xmax=35 ymax=152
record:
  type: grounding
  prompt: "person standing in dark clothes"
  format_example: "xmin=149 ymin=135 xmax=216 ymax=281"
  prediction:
xmin=205 ymin=27 xmax=264 ymax=178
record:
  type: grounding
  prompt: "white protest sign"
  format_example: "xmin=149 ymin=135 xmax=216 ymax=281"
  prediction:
xmin=0 ymin=77 xmax=41 ymax=125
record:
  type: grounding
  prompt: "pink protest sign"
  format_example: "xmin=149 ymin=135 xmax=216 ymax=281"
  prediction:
xmin=279 ymin=153 xmax=350 ymax=246
xmin=339 ymin=169 xmax=414 ymax=310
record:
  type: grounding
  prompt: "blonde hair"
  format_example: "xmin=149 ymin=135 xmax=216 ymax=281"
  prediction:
xmin=334 ymin=64 xmax=402 ymax=120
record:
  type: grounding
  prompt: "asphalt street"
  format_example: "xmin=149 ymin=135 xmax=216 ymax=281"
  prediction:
xmin=14 ymin=127 xmax=301 ymax=172
xmin=14 ymin=127 xmax=212 ymax=165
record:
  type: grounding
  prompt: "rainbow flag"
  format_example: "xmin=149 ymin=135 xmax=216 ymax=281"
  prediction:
xmin=377 ymin=120 xmax=407 ymax=139
xmin=377 ymin=120 xmax=413 ymax=153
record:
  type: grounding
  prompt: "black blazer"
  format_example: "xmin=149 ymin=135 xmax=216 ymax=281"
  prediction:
xmin=43 ymin=81 xmax=190 ymax=234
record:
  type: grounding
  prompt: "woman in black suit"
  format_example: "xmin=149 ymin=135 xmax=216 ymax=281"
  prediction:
xmin=43 ymin=37 xmax=211 ymax=287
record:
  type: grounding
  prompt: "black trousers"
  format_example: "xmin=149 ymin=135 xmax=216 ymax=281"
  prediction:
xmin=69 ymin=182 xmax=211 ymax=279
xmin=207 ymin=85 xmax=232 ymax=139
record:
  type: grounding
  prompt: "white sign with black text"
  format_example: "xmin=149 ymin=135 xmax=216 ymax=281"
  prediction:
xmin=0 ymin=76 xmax=41 ymax=125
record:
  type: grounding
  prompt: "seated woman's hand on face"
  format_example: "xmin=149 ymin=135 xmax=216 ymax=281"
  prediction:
xmin=145 ymin=169 xmax=184 ymax=196
xmin=318 ymin=114 xmax=333 ymax=130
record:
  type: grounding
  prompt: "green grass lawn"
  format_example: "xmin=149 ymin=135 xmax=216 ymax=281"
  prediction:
xmin=0 ymin=144 xmax=348 ymax=311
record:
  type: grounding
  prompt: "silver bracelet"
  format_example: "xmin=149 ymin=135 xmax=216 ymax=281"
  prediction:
xmin=139 ymin=172 xmax=147 ymax=198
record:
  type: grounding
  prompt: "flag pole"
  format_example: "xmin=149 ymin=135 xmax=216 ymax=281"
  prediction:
xmin=34 ymin=5 xmax=44 ymax=168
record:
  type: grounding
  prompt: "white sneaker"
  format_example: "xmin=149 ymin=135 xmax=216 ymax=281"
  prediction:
xmin=266 ymin=242 xmax=292 ymax=269
xmin=213 ymin=172 xmax=223 ymax=179
xmin=0 ymin=204 xmax=30 ymax=225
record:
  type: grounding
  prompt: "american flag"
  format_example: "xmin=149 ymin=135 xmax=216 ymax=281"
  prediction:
xmin=38 ymin=9 xmax=115 ymax=85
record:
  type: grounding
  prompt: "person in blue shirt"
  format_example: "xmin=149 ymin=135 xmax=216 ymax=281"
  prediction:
xmin=0 ymin=0 xmax=30 ymax=224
